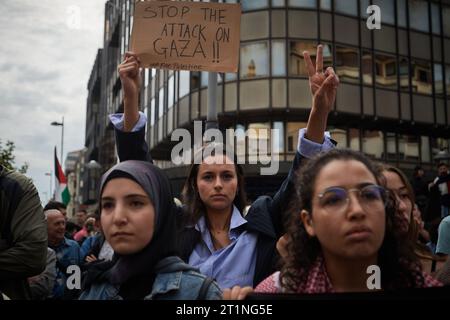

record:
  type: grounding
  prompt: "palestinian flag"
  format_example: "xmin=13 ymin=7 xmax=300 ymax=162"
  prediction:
xmin=54 ymin=147 xmax=70 ymax=205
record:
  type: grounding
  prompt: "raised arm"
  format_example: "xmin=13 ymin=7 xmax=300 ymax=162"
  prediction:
xmin=248 ymin=45 xmax=339 ymax=235
xmin=114 ymin=52 xmax=152 ymax=162
xmin=118 ymin=52 xmax=141 ymax=131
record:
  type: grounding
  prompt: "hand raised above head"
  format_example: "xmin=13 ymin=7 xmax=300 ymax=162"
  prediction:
xmin=303 ymin=45 xmax=339 ymax=114
xmin=118 ymin=51 xmax=142 ymax=99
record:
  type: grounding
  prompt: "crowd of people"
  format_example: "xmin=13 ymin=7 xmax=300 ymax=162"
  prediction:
xmin=0 ymin=45 xmax=449 ymax=300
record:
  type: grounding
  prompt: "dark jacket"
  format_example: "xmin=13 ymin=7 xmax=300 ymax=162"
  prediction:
xmin=114 ymin=127 xmax=303 ymax=287
xmin=0 ymin=165 xmax=47 ymax=299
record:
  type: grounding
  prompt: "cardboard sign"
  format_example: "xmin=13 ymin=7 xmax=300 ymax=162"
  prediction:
xmin=131 ymin=1 xmax=241 ymax=73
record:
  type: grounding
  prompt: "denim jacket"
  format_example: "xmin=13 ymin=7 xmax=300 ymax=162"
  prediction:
xmin=79 ymin=256 xmax=222 ymax=300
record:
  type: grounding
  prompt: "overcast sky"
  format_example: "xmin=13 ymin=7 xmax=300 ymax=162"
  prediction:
xmin=0 ymin=1 xmax=105 ymax=204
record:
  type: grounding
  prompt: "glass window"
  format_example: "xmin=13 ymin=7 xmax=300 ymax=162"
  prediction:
xmin=174 ymin=72 xmax=178 ymax=103
xmin=289 ymin=42 xmax=332 ymax=76
xmin=241 ymin=0 xmax=268 ymax=11
xmin=443 ymin=6 xmax=450 ymax=37
xmin=434 ymin=36 xmax=442 ymax=62
xmin=336 ymin=46 xmax=360 ymax=84
xmin=409 ymin=0 xmax=429 ymax=32
xmin=240 ymin=42 xmax=269 ymax=79
xmin=374 ymin=26 xmax=396 ymax=53
xmin=410 ymin=32 xmax=431 ymax=60
xmin=289 ymin=41 xmax=314 ymax=76
xmin=248 ymin=123 xmax=271 ymax=163
xmin=400 ymin=92 xmax=411 ymax=120
xmin=272 ymin=10 xmax=286 ymax=37
xmin=373 ymin=0 xmax=395 ymax=25
xmin=431 ymin=137 xmax=450 ymax=161
xmin=329 ymin=128 xmax=347 ymax=148
xmin=421 ymin=136 xmax=430 ymax=162
xmin=363 ymin=86 xmax=374 ymax=115
xmin=158 ymin=87 xmax=165 ymax=119
xmin=434 ymin=64 xmax=444 ymax=96
xmin=446 ymin=65 xmax=450 ymax=97
xmin=150 ymin=98 xmax=155 ymax=126
xmin=272 ymin=0 xmax=285 ymax=7
xmin=362 ymin=51 xmax=373 ymax=85
xmin=191 ymin=72 xmax=200 ymax=91
xmin=376 ymin=89 xmax=398 ymax=119
xmin=335 ymin=0 xmax=357 ymax=16
xmin=288 ymin=11 xmax=318 ymax=38
xmin=335 ymin=16 xmax=359 ymax=45
xmin=272 ymin=41 xmax=286 ymax=76
xmin=289 ymin=79 xmax=312 ymax=108
xmin=240 ymin=80 xmax=270 ymax=110
xmin=144 ymin=69 xmax=150 ymax=88
xmin=363 ymin=130 xmax=384 ymax=159
xmin=375 ymin=53 xmax=397 ymax=89
xmin=337 ymin=83 xmax=360 ymax=114
xmin=386 ymin=132 xmax=397 ymax=160
xmin=411 ymin=60 xmax=432 ymax=95
xmin=225 ymin=72 xmax=237 ymax=81
xmin=360 ymin=0 xmax=370 ymax=18
xmin=397 ymin=0 xmax=407 ymax=28
xmin=436 ymin=99 xmax=445 ymax=125
xmin=225 ymin=83 xmax=237 ymax=112
xmin=398 ymin=135 xmax=419 ymax=161
xmin=349 ymin=128 xmax=360 ymax=151
xmin=179 ymin=71 xmax=189 ymax=97
xmin=288 ymin=0 xmax=316 ymax=8
xmin=241 ymin=11 xmax=269 ymax=41
xmin=320 ymin=0 xmax=331 ymax=11
xmin=413 ymin=94 xmax=433 ymax=123
xmin=168 ymin=76 xmax=174 ymax=108
xmin=272 ymin=79 xmax=287 ymax=108
xmin=201 ymin=71 xmax=209 ymax=88
xmin=431 ymin=3 xmax=441 ymax=35
xmin=285 ymin=122 xmax=307 ymax=153
xmin=273 ymin=122 xmax=284 ymax=153
xmin=398 ymin=30 xmax=408 ymax=56
xmin=399 ymin=58 xmax=410 ymax=92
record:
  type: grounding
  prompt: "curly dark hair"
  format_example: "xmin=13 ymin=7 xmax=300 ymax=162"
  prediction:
xmin=181 ymin=142 xmax=248 ymax=225
xmin=280 ymin=149 xmax=425 ymax=292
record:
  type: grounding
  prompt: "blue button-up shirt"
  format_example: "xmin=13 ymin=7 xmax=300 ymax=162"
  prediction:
xmin=188 ymin=206 xmax=258 ymax=289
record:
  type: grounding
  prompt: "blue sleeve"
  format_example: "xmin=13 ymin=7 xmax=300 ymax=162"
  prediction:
xmin=109 ymin=112 xmax=147 ymax=132
xmin=436 ymin=216 xmax=450 ymax=255
xmin=80 ymin=236 xmax=94 ymax=261
xmin=297 ymin=128 xmax=335 ymax=159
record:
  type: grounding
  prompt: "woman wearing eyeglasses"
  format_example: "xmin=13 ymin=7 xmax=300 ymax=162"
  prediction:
xmin=244 ymin=149 xmax=441 ymax=294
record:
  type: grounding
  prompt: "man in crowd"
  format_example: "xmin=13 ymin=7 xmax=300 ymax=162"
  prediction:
xmin=0 ymin=165 xmax=47 ymax=299
xmin=46 ymin=209 xmax=80 ymax=299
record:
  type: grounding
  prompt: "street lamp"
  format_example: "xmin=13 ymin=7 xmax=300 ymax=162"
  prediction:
xmin=51 ymin=116 xmax=64 ymax=164
xmin=86 ymin=160 xmax=102 ymax=170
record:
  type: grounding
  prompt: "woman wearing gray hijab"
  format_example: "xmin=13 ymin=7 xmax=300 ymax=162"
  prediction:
xmin=79 ymin=160 xmax=221 ymax=300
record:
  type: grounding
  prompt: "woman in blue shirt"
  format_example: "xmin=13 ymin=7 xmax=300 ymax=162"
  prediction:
xmin=113 ymin=45 xmax=339 ymax=289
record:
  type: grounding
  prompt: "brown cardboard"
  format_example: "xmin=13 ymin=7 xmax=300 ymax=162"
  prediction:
xmin=131 ymin=0 xmax=241 ymax=73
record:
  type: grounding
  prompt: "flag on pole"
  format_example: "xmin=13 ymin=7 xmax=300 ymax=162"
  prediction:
xmin=54 ymin=147 xmax=70 ymax=205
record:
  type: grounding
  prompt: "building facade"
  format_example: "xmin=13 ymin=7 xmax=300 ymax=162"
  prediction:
xmin=86 ymin=0 xmax=450 ymax=199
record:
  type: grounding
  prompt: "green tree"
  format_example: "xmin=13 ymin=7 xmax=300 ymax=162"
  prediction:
xmin=0 ymin=139 xmax=29 ymax=174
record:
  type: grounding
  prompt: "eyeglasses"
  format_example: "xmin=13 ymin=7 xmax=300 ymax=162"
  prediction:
xmin=316 ymin=185 xmax=387 ymax=215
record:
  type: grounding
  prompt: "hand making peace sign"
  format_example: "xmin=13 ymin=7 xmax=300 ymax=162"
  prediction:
xmin=303 ymin=45 xmax=339 ymax=114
